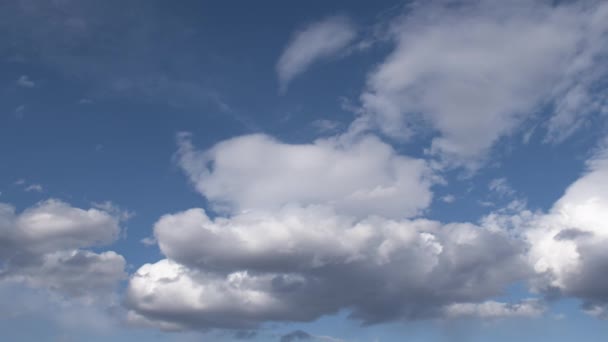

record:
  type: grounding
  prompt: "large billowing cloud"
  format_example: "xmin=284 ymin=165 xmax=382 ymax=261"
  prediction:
xmin=126 ymin=204 xmax=529 ymax=330
xmin=277 ymin=15 xmax=356 ymax=92
xmin=176 ymin=133 xmax=434 ymax=219
xmin=360 ymin=0 xmax=608 ymax=166
xmin=0 ymin=200 xmax=126 ymax=299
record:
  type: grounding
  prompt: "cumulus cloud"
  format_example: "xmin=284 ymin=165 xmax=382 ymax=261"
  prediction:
xmin=524 ymin=150 xmax=608 ymax=316
xmin=360 ymin=0 xmax=608 ymax=166
xmin=176 ymin=132 xmax=434 ymax=219
xmin=277 ymin=16 xmax=356 ymax=92
xmin=0 ymin=200 xmax=126 ymax=299
xmin=126 ymin=204 xmax=528 ymax=330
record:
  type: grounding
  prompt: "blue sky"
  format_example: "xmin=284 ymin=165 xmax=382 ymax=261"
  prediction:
xmin=2 ymin=0 xmax=608 ymax=341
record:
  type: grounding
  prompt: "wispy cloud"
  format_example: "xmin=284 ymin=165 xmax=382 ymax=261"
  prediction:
xmin=16 ymin=75 xmax=35 ymax=88
xmin=277 ymin=15 xmax=356 ymax=92
xmin=24 ymin=184 xmax=43 ymax=193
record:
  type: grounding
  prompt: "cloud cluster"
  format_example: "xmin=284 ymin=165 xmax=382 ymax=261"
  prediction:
xmin=360 ymin=0 xmax=608 ymax=166
xmin=126 ymin=129 xmax=608 ymax=331
xmin=0 ymin=200 xmax=126 ymax=299
xmin=7 ymin=0 xmax=608 ymax=336
xmin=126 ymin=131 xmax=534 ymax=330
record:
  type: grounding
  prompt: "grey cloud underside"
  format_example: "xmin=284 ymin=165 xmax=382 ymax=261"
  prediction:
xmin=125 ymin=204 xmax=529 ymax=330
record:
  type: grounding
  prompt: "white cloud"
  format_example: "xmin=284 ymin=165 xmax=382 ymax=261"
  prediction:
xmin=176 ymin=132 xmax=434 ymax=219
xmin=360 ymin=0 xmax=608 ymax=167
xmin=277 ymin=16 xmax=356 ymax=92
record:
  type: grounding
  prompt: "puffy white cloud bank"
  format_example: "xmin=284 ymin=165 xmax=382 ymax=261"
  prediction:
xmin=125 ymin=132 xmax=608 ymax=330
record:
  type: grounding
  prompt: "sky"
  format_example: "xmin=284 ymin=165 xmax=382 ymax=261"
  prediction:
xmin=1 ymin=0 xmax=608 ymax=341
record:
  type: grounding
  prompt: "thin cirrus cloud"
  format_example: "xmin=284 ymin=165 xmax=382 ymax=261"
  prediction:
xmin=360 ymin=0 xmax=608 ymax=167
xmin=276 ymin=15 xmax=357 ymax=93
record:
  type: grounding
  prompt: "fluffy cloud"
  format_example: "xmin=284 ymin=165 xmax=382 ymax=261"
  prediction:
xmin=360 ymin=0 xmax=608 ymax=166
xmin=126 ymin=205 xmax=528 ymax=330
xmin=177 ymin=133 xmax=434 ymax=219
xmin=0 ymin=200 xmax=126 ymax=299
xmin=277 ymin=16 xmax=356 ymax=92
xmin=525 ymin=150 xmax=608 ymax=316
